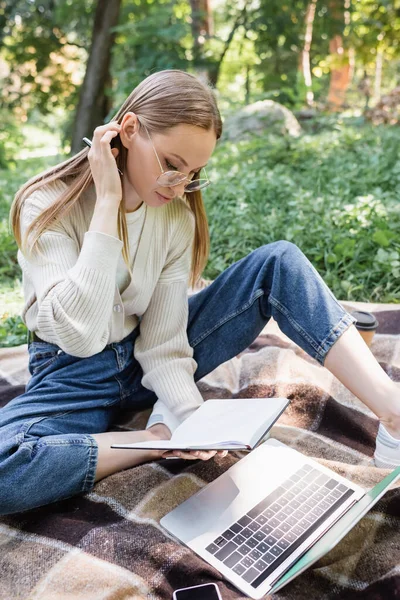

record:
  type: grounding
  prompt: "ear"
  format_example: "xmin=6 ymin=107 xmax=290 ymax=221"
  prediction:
xmin=119 ymin=112 xmax=140 ymax=148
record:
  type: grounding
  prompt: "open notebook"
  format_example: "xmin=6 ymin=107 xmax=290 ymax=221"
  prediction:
xmin=111 ymin=397 xmax=290 ymax=451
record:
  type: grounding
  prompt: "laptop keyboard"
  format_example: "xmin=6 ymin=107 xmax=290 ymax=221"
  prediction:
xmin=205 ymin=464 xmax=353 ymax=588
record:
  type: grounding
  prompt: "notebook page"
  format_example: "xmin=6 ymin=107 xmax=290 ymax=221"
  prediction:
xmin=171 ymin=398 xmax=286 ymax=446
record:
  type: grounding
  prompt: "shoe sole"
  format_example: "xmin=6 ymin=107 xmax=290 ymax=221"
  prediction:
xmin=374 ymin=451 xmax=400 ymax=469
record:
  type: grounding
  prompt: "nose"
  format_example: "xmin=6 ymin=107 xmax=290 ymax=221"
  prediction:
xmin=170 ymin=180 xmax=187 ymax=198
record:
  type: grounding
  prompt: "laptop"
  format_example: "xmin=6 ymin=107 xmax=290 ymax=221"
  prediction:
xmin=161 ymin=438 xmax=400 ymax=599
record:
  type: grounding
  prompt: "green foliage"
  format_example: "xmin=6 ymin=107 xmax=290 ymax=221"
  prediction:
xmin=248 ymin=0 xmax=400 ymax=107
xmin=0 ymin=315 xmax=27 ymax=348
xmin=0 ymin=110 xmax=24 ymax=169
xmin=252 ymin=0 xmax=310 ymax=106
xmin=0 ymin=152 xmax=62 ymax=347
xmin=0 ymin=0 xmax=93 ymax=115
xmin=202 ymin=119 xmax=400 ymax=303
xmin=0 ymin=216 xmax=18 ymax=279
xmin=350 ymin=0 xmax=400 ymax=64
xmin=0 ymin=124 xmax=52 ymax=276
xmin=110 ymin=0 xmax=191 ymax=104
xmin=3 ymin=0 xmax=400 ymax=128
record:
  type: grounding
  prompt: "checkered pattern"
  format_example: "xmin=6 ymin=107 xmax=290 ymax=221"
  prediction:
xmin=0 ymin=298 xmax=399 ymax=599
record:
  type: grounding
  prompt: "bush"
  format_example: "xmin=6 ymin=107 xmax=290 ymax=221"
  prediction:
xmin=0 ymin=111 xmax=25 ymax=170
xmin=0 ymin=155 xmax=62 ymax=347
xmin=203 ymin=120 xmax=400 ymax=303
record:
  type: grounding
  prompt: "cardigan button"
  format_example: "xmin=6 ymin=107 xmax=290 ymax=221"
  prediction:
xmin=113 ymin=304 xmax=122 ymax=312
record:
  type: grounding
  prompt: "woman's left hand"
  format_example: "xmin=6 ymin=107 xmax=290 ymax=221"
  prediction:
xmin=161 ymin=449 xmax=228 ymax=461
xmin=148 ymin=422 xmax=228 ymax=460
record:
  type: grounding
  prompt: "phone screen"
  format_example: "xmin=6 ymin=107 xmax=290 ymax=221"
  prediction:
xmin=174 ymin=583 xmax=221 ymax=600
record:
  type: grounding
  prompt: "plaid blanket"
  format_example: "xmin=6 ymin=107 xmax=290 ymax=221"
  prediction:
xmin=0 ymin=298 xmax=399 ymax=600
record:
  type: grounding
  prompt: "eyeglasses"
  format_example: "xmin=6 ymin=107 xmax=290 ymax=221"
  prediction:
xmin=141 ymin=122 xmax=210 ymax=193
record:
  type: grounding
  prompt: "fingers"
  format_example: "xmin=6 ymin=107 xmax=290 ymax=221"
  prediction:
xmin=100 ymin=130 xmax=119 ymax=145
xmin=89 ymin=128 xmax=119 ymax=154
xmin=86 ymin=121 xmax=123 ymax=202
xmin=92 ymin=121 xmax=121 ymax=142
xmin=89 ymin=123 xmax=121 ymax=155
xmin=193 ymin=450 xmax=217 ymax=460
xmin=161 ymin=450 xmax=228 ymax=461
xmin=161 ymin=450 xmax=203 ymax=460
xmin=161 ymin=450 xmax=194 ymax=460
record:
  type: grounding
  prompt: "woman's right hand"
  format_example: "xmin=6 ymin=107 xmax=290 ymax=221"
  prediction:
xmin=87 ymin=121 xmax=123 ymax=206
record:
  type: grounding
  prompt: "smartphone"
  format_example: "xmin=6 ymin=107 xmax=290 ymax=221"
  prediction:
xmin=172 ymin=582 xmax=222 ymax=600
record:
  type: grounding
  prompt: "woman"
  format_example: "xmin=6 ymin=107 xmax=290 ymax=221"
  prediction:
xmin=2 ymin=69 xmax=399 ymax=516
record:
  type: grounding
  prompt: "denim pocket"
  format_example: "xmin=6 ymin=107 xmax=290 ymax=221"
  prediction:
xmin=28 ymin=342 xmax=63 ymax=376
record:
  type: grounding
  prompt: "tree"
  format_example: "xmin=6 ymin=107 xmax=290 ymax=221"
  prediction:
xmin=349 ymin=0 xmax=400 ymax=103
xmin=0 ymin=0 xmax=94 ymax=118
xmin=326 ymin=0 xmax=351 ymax=110
xmin=207 ymin=3 xmax=248 ymax=88
xmin=71 ymin=0 xmax=122 ymax=154
xmin=110 ymin=0 xmax=190 ymax=101
xmin=251 ymin=0 xmax=326 ymax=106
xmin=187 ymin=0 xmax=249 ymax=88
xmin=190 ymin=0 xmax=213 ymax=78
xmin=300 ymin=0 xmax=318 ymax=106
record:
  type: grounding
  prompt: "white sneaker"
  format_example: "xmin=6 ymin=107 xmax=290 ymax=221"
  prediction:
xmin=374 ymin=423 xmax=400 ymax=468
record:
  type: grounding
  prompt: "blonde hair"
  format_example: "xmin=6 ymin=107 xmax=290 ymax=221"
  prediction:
xmin=10 ymin=69 xmax=222 ymax=287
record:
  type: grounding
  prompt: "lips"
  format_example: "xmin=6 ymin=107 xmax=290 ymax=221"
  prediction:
xmin=156 ymin=191 xmax=173 ymax=201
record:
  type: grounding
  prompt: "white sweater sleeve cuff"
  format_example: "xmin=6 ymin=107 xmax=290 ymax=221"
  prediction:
xmin=141 ymin=360 xmax=204 ymax=423
xmin=145 ymin=400 xmax=182 ymax=433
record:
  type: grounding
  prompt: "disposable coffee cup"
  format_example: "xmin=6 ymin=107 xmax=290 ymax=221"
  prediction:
xmin=351 ymin=310 xmax=379 ymax=347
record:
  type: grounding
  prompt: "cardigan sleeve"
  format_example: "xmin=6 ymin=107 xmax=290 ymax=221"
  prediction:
xmin=19 ymin=194 xmax=123 ymax=357
xmin=134 ymin=209 xmax=204 ymax=425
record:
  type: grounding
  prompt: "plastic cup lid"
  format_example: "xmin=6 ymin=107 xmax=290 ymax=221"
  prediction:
xmin=351 ymin=310 xmax=379 ymax=331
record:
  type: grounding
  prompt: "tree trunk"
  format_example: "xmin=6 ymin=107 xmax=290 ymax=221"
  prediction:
xmin=301 ymin=0 xmax=318 ymax=107
xmin=327 ymin=34 xmax=350 ymax=110
xmin=374 ymin=47 xmax=383 ymax=103
xmin=208 ymin=5 xmax=247 ymax=88
xmin=71 ymin=0 xmax=122 ymax=155
xmin=327 ymin=0 xmax=350 ymax=111
xmin=245 ymin=64 xmax=251 ymax=104
xmin=190 ymin=0 xmax=213 ymax=82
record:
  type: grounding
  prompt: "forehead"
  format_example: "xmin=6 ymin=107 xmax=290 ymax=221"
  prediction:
xmin=153 ymin=124 xmax=217 ymax=167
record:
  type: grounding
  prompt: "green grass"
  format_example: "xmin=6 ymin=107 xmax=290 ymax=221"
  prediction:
xmin=203 ymin=118 xmax=400 ymax=302
xmin=1 ymin=116 xmax=400 ymax=347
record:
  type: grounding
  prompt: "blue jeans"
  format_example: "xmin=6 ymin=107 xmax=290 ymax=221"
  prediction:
xmin=0 ymin=242 xmax=356 ymax=514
